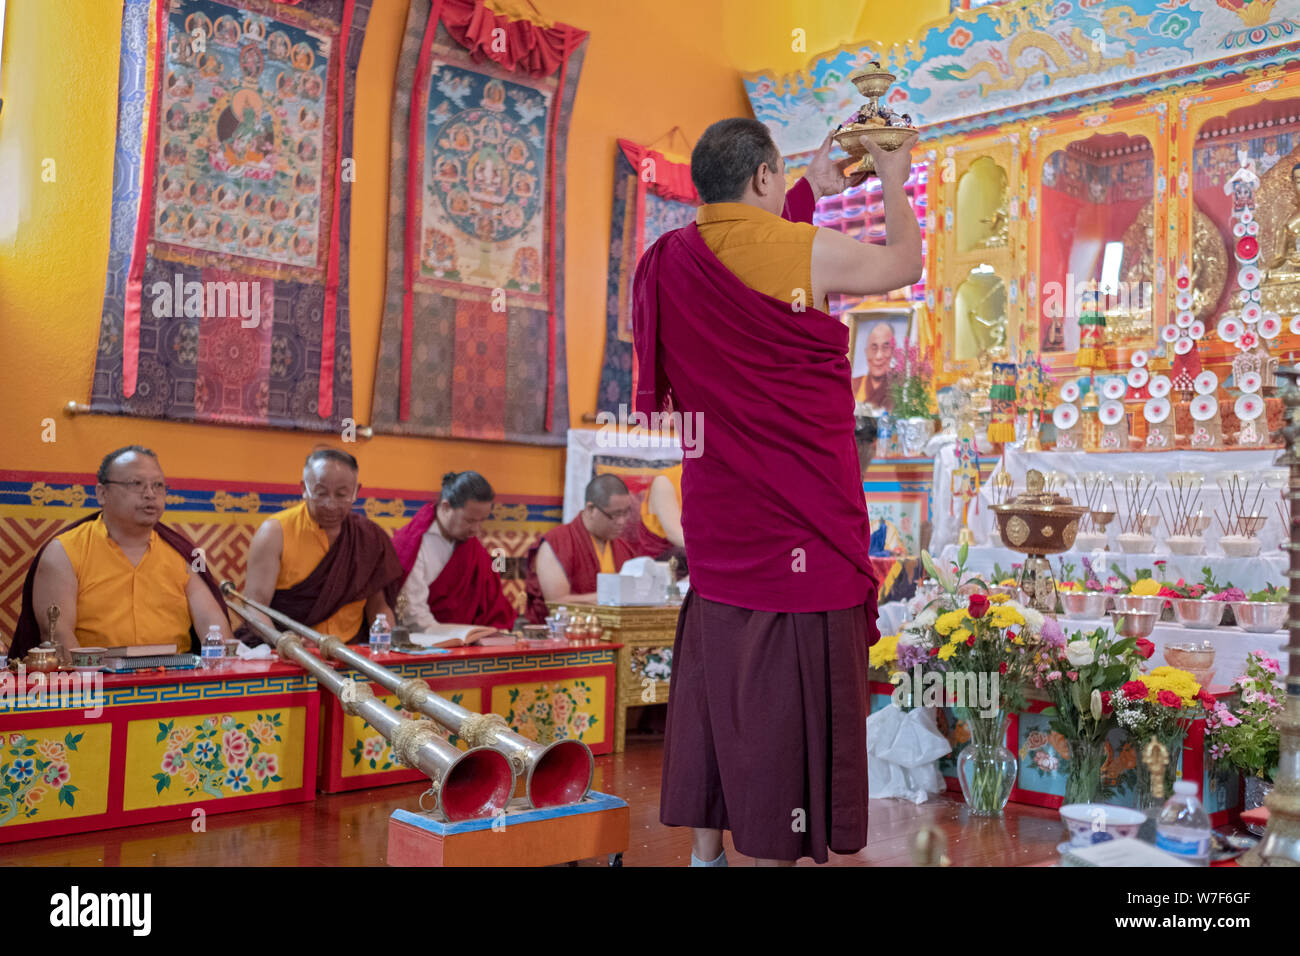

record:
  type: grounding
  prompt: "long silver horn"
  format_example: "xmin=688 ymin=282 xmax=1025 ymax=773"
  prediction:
xmin=222 ymin=585 xmax=593 ymax=807
xmin=221 ymin=584 xmax=515 ymax=821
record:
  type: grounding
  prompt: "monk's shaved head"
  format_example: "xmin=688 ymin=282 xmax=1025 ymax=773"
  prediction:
xmin=691 ymin=118 xmax=782 ymax=205
xmin=304 ymin=447 xmax=358 ymax=475
xmin=585 ymin=474 xmax=630 ymax=510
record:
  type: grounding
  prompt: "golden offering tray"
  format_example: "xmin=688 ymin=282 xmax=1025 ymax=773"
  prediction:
xmin=832 ymin=66 xmax=916 ymax=175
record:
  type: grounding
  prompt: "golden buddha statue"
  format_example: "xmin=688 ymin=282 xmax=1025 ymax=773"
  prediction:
xmin=1258 ymin=160 xmax=1300 ymax=314
xmin=978 ymin=191 xmax=1009 ymax=249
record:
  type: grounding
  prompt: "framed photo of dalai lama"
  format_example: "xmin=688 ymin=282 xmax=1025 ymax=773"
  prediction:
xmin=846 ymin=307 xmax=913 ymax=411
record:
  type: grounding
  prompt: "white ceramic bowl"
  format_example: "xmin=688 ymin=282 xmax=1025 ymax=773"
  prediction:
xmin=1171 ymin=598 xmax=1225 ymax=629
xmin=1230 ymin=602 xmax=1288 ymax=633
xmin=1059 ymin=803 xmax=1147 ymax=846
xmin=1060 ymin=591 xmax=1111 ymax=619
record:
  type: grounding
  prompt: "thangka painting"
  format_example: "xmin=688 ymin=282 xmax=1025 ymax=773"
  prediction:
xmin=90 ymin=0 xmax=370 ymax=430
xmin=744 ymin=0 xmax=1300 ymax=153
xmin=596 ymin=141 xmax=697 ymax=415
xmin=371 ymin=0 xmax=588 ymax=444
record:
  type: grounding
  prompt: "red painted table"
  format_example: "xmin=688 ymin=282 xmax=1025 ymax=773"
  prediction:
xmin=0 ymin=660 xmax=319 ymax=844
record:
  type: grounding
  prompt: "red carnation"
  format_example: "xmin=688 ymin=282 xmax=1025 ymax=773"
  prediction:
xmin=1197 ymin=688 xmax=1216 ymax=710
xmin=968 ymin=593 xmax=990 ymax=619
xmin=930 ymin=647 xmax=940 ymax=657
xmin=966 ymin=635 xmax=976 ymax=646
xmin=1157 ymin=689 xmax=1182 ymax=709
xmin=1135 ymin=638 xmax=1155 ymax=660
xmin=1123 ymin=680 xmax=1148 ymax=701
xmin=999 ymin=661 xmax=1008 ymax=674
xmin=1100 ymin=690 xmax=1113 ymax=715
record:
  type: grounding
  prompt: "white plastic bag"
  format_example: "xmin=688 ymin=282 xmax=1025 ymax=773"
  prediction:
xmin=866 ymin=703 xmax=951 ymax=804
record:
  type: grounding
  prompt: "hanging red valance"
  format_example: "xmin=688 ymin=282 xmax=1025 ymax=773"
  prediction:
xmin=438 ymin=0 xmax=584 ymax=78
xmin=616 ymin=139 xmax=698 ymax=204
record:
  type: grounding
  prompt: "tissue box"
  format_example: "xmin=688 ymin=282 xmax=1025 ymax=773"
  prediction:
xmin=597 ymin=566 xmax=668 ymax=605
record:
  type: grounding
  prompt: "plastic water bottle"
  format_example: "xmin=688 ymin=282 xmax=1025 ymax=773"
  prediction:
xmin=201 ymin=625 xmax=225 ymax=670
xmin=1155 ymin=779 xmax=1212 ymax=865
xmin=369 ymin=614 xmax=392 ymax=656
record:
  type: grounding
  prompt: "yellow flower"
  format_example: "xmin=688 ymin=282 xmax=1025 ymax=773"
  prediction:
xmin=989 ymin=591 xmax=1013 ymax=603
xmin=937 ymin=643 xmax=958 ymax=661
xmin=935 ymin=610 xmax=967 ymax=636
xmin=949 ymin=627 xmax=972 ymax=645
xmin=990 ymin=606 xmax=1024 ymax=629
xmin=870 ymin=634 xmax=901 ymax=670
xmin=1146 ymin=666 xmax=1200 ymax=705
xmin=1130 ymin=578 xmax=1161 ymax=596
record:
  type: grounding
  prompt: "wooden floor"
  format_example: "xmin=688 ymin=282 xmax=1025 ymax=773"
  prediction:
xmin=0 ymin=732 xmax=1070 ymax=866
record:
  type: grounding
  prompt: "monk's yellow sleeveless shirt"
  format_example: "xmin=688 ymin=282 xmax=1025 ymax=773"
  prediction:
xmin=639 ymin=464 xmax=683 ymax=541
xmin=272 ymin=501 xmax=365 ymax=639
xmin=695 ymin=202 xmax=819 ymax=307
xmin=59 ymin=517 xmax=192 ymax=648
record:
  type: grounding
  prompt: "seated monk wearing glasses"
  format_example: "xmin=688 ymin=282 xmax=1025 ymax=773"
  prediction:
xmin=523 ymin=474 xmax=637 ymax=623
xmin=242 ymin=448 xmax=404 ymax=643
xmin=10 ymin=445 xmax=232 ymax=657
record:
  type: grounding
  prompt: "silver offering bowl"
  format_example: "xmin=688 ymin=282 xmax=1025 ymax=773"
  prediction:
xmin=1188 ymin=515 xmax=1212 ymax=535
xmin=1135 ymin=513 xmax=1160 ymax=534
xmin=1171 ymin=599 xmax=1225 ymax=630
xmin=1238 ymin=514 xmax=1267 ymax=537
xmin=1114 ymin=594 xmax=1166 ymax=616
xmin=1229 ymin=602 xmax=1289 ymax=633
xmin=1060 ymin=591 xmax=1111 ymax=619
xmin=1110 ymin=610 xmax=1158 ymax=639
xmin=1091 ymin=509 xmax=1117 ymax=533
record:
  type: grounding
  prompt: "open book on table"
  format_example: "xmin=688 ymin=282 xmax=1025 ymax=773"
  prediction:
xmin=407 ymin=624 xmax=517 ymax=649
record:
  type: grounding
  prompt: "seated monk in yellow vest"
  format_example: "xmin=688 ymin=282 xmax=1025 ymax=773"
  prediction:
xmin=13 ymin=445 xmax=233 ymax=656
xmin=523 ymin=474 xmax=637 ymax=623
xmin=242 ymin=449 xmax=403 ymax=643
xmin=636 ymin=464 xmax=685 ymax=563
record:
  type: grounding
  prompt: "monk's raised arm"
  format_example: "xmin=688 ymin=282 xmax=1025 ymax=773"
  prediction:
xmin=187 ymin=572 xmax=234 ymax=643
xmin=243 ymin=518 xmax=284 ymax=629
xmin=649 ymin=474 xmax=685 ymax=548
xmin=810 ymin=133 xmax=921 ymax=303
xmin=31 ymin=539 xmax=80 ymax=650
xmin=535 ymin=540 xmax=594 ymax=604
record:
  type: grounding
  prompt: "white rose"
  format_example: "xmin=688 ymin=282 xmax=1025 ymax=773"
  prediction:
xmin=914 ymin=608 xmax=937 ymax=629
xmin=1065 ymin=640 xmax=1095 ymax=668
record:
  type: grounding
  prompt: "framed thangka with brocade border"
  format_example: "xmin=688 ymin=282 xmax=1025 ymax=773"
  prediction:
xmin=90 ymin=0 xmax=370 ymax=431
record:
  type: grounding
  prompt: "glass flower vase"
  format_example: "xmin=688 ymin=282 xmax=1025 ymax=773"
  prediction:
xmin=1135 ymin=729 xmax=1185 ymax=812
xmin=956 ymin=709 xmax=1017 ymax=816
xmin=1064 ymin=737 xmax=1107 ymax=806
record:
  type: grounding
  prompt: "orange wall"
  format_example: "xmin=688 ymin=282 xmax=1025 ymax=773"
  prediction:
xmin=0 ymin=0 xmax=940 ymax=496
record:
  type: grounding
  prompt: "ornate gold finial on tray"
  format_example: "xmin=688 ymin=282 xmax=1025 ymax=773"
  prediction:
xmin=1142 ymin=738 xmax=1170 ymax=802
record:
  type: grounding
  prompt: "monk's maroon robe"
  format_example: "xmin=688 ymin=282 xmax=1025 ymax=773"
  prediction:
xmin=632 ymin=176 xmax=879 ymax=862
xmin=523 ymin=515 xmax=636 ymax=624
xmin=391 ymin=503 xmax=517 ymax=630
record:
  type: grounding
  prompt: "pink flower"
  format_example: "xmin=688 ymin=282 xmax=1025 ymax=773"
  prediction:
xmin=363 ymin=736 xmax=385 ymax=761
xmin=251 ymin=753 xmax=279 ymax=781
xmin=1261 ymin=694 xmax=1280 ymax=710
xmin=571 ymin=712 xmax=590 ymax=735
xmin=42 ymin=761 xmax=71 ymax=786
xmin=160 ymin=751 xmax=185 ymax=775
xmin=1067 ymin=671 xmax=1079 ymax=681
xmin=1047 ymin=670 xmax=1062 ymax=682
xmin=1257 ymin=656 xmax=1282 ymax=675
xmin=222 ymin=729 xmax=250 ymax=767
xmin=1218 ymin=710 xmax=1242 ymax=727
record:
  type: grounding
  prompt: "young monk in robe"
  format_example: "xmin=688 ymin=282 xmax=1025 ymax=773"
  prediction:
xmin=12 ymin=446 xmax=231 ymax=656
xmin=391 ymin=471 xmax=518 ymax=631
xmin=242 ymin=449 xmax=403 ymax=643
xmin=523 ymin=474 xmax=637 ymax=623
xmin=635 ymin=465 xmax=685 ymax=569
xmin=634 ymin=119 xmax=921 ymax=866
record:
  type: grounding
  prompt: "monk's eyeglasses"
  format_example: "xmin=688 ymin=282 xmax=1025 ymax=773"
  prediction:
xmin=593 ymin=504 xmax=632 ymax=521
xmin=102 ymin=479 xmax=167 ymax=496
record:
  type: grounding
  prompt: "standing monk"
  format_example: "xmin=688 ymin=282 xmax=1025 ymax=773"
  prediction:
xmin=523 ymin=474 xmax=637 ymax=623
xmin=634 ymin=119 xmax=921 ymax=865
xmin=11 ymin=446 xmax=231 ymax=657
xmin=242 ymin=449 xmax=403 ymax=642
xmin=390 ymin=471 xmax=518 ymax=631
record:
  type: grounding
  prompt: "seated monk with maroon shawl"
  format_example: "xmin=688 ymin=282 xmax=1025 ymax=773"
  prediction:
xmin=635 ymin=465 xmax=687 ymax=574
xmin=390 ymin=471 xmax=518 ymax=632
xmin=242 ymin=449 xmax=403 ymax=644
xmin=523 ymin=474 xmax=637 ymax=624
xmin=634 ymin=120 xmax=921 ymax=866
xmin=10 ymin=446 xmax=232 ymax=659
